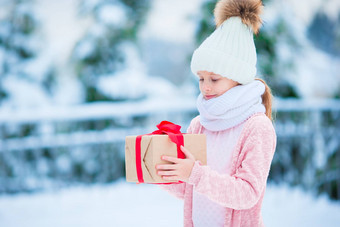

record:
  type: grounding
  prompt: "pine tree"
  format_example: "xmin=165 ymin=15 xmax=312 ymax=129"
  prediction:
xmin=72 ymin=0 xmax=151 ymax=102
xmin=0 ymin=0 xmax=56 ymax=106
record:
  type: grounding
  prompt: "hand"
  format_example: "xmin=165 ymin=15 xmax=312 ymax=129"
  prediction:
xmin=156 ymin=145 xmax=195 ymax=182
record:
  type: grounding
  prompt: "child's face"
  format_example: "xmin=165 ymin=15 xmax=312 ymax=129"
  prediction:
xmin=198 ymin=71 xmax=239 ymax=100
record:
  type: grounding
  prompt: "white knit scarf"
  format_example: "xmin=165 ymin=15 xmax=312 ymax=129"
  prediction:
xmin=196 ymin=80 xmax=266 ymax=131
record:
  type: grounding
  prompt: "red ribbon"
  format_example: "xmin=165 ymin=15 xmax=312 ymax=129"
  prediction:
xmin=135 ymin=121 xmax=185 ymax=183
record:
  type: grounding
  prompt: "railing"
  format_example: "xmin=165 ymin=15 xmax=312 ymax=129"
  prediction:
xmin=271 ymin=99 xmax=340 ymax=201
xmin=0 ymin=98 xmax=340 ymax=200
xmin=0 ymin=97 xmax=198 ymax=192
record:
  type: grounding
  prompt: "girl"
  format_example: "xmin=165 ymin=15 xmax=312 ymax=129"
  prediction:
xmin=156 ymin=0 xmax=276 ymax=226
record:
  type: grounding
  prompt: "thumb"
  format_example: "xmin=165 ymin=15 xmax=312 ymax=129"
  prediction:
xmin=180 ymin=145 xmax=195 ymax=160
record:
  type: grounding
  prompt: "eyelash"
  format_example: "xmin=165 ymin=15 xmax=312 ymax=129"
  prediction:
xmin=199 ymin=79 xmax=219 ymax=82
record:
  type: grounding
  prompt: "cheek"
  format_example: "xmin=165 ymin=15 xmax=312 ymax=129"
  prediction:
xmin=217 ymin=84 xmax=233 ymax=95
xmin=198 ymin=83 xmax=203 ymax=92
xmin=216 ymin=85 xmax=227 ymax=94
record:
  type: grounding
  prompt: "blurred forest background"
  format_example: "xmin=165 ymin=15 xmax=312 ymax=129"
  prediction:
xmin=0 ymin=0 xmax=340 ymax=203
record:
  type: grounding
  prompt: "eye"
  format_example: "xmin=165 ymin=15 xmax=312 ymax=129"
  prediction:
xmin=212 ymin=78 xmax=219 ymax=82
xmin=199 ymin=78 xmax=204 ymax=82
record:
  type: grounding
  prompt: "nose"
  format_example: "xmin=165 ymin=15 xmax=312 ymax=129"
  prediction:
xmin=202 ymin=81 xmax=211 ymax=93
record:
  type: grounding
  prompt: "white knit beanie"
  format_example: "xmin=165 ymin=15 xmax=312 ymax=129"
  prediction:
xmin=191 ymin=0 xmax=263 ymax=84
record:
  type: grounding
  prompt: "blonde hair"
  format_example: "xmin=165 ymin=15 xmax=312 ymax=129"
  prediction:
xmin=255 ymin=78 xmax=273 ymax=121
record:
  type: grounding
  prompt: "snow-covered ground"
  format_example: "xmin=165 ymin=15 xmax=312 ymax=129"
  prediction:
xmin=0 ymin=180 xmax=339 ymax=227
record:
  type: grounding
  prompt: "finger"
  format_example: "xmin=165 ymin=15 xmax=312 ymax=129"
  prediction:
xmin=162 ymin=155 xmax=180 ymax=164
xmin=156 ymin=164 xmax=178 ymax=170
xmin=180 ymin=145 xmax=195 ymax=160
xmin=157 ymin=170 xmax=177 ymax=176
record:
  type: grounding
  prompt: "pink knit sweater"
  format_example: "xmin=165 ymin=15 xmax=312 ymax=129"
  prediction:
xmin=162 ymin=113 xmax=276 ymax=227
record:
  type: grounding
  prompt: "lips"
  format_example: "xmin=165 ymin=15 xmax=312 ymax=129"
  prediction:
xmin=204 ymin=95 xmax=217 ymax=100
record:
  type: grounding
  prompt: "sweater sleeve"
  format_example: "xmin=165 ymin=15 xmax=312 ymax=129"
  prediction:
xmin=188 ymin=115 xmax=276 ymax=210
xmin=159 ymin=116 xmax=200 ymax=199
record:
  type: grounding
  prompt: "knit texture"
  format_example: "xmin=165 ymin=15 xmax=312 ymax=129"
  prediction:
xmin=192 ymin=120 xmax=245 ymax=226
xmin=197 ymin=80 xmax=265 ymax=131
xmin=191 ymin=17 xmax=257 ymax=84
xmin=161 ymin=113 xmax=276 ymax=227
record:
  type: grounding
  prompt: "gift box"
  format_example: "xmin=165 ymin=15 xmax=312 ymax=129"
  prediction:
xmin=125 ymin=121 xmax=207 ymax=184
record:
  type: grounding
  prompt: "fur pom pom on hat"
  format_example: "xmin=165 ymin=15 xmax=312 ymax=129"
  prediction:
xmin=214 ymin=0 xmax=263 ymax=34
xmin=191 ymin=0 xmax=264 ymax=84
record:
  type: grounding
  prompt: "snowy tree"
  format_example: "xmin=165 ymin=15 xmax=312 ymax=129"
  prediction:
xmin=72 ymin=0 xmax=151 ymax=102
xmin=306 ymin=11 xmax=340 ymax=200
xmin=0 ymin=0 xmax=56 ymax=107
xmin=308 ymin=12 xmax=340 ymax=58
xmin=308 ymin=11 xmax=340 ymax=99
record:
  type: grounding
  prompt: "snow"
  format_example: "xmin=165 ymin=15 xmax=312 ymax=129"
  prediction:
xmin=2 ymin=0 xmax=338 ymax=110
xmin=97 ymin=3 xmax=127 ymax=27
xmin=35 ymin=0 xmax=91 ymax=66
xmin=0 ymin=95 xmax=196 ymax=124
xmin=96 ymin=42 xmax=151 ymax=100
xmin=2 ymin=76 xmax=51 ymax=108
xmin=0 ymin=180 xmax=339 ymax=227
xmin=53 ymin=75 xmax=85 ymax=105
xmin=98 ymin=70 xmax=181 ymax=100
xmin=22 ymin=52 xmax=54 ymax=83
xmin=0 ymin=47 xmax=5 ymax=74
xmin=323 ymin=0 xmax=340 ymax=20
xmin=284 ymin=0 xmax=340 ymax=24
xmin=139 ymin=0 xmax=203 ymax=43
xmin=292 ymin=46 xmax=340 ymax=98
xmin=73 ymin=38 xmax=95 ymax=60
xmin=273 ymin=98 xmax=340 ymax=111
xmin=263 ymin=184 xmax=340 ymax=227
xmin=262 ymin=0 xmax=340 ymax=99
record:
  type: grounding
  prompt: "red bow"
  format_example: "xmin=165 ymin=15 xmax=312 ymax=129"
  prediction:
xmin=135 ymin=121 xmax=185 ymax=183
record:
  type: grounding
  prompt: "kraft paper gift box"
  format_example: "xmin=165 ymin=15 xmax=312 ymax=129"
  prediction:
xmin=125 ymin=121 xmax=207 ymax=184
